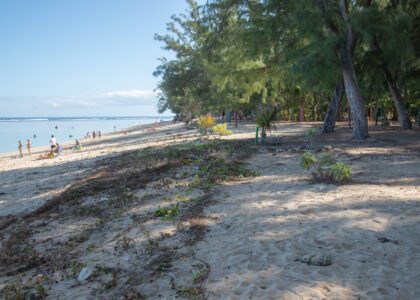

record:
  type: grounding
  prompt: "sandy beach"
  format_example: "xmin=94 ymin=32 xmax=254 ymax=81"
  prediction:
xmin=0 ymin=121 xmax=419 ymax=299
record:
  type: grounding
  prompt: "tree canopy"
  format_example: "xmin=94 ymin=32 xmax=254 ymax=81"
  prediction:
xmin=154 ymin=0 xmax=420 ymax=138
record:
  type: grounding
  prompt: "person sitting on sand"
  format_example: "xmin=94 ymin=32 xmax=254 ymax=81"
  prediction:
xmin=75 ymin=139 xmax=82 ymax=150
xmin=18 ymin=140 xmax=23 ymax=157
xmin=26 ymin=139 xmax=31 ymax=156
xmin=55 ymin=143 xmax=63 ymax=153
xmin=50 ymin=135 xmax=57 ymax=150
xmin=38 ymin=150 xmax=54 ymax=160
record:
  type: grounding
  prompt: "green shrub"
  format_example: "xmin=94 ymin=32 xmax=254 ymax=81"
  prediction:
xmin=197 ymin=115 xmax=215 ymax=136
xmin=154 ymin=204 xmax=180 ymax=220
xmin=319 ymin=153 xmax=335 ymax=166
xmin=330 ymin=162 xmax=352 ymax=182
xmin=256 ymin=107 xmax=277 ymax=141
xmin=212 ymin=123 xmax=232 ymax=136
xmin=300 ymin=151 xmax=317 ymax=170
xmin=300 ymin=151 xmax=351 ymax=183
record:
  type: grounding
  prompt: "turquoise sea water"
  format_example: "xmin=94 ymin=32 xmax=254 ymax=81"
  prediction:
xmin=0 ymin=116 xmax=172 ymax=154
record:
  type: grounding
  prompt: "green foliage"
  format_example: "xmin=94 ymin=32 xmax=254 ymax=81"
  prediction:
xmin=256 ymin=107 xmax=277 ymax=140
xmin=300 ymin=151 xmax=351 ymax=183
xmin=330 ymin=162 xmax=352 ymax=182
xmin=192 ymin=264 xmax=209 ymax=284
xmin=300 ymin=151 xmax=317 ymax=170
xmin=154 ymin=204 xmax=180 ymax=220
xmin=319 ymin=153 xmax=336 ymax=166
xmin=197 ymin=115 xmax=216 ymax=136
xmin=34 ymin=284 xmax=47 ymax=299
xmin=212 ymin=123 xmax=232 ymax=136
xmin=154 ymin=0 xmax=419 ymax=128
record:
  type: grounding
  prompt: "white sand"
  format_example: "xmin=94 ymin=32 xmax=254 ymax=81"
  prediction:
xmin=0 ymin=121 xmax=419 ymax=299
xmin=0 ymin=122 xmax=196 ymax=216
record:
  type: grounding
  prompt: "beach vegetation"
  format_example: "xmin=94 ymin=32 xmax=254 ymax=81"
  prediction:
xmin=330 ymin=162 xmax=352 ymax=182
xmin=177 ymin=287 xmax=203 ymax=298
xmin=197 ymin=115 xmax=215 ymax=136
xmin=301 ymin=151 xmax=351 ymax=183
xmin=192 ymin=264 xmax=210 ymax=284
xmin=154 ymin=204 xmax=180 ymax=220
xmin=256 ymin=107 xmax=277 ymax=143
xmin=154 ymin=0 xmax=419 ymax=138
xmin=34 ymin=284 xmax=47 ymax=299
xmin=65 ymin=261 xmax=87 ymax=280
xmin=212 ymin=123 xmax=232 ymax=137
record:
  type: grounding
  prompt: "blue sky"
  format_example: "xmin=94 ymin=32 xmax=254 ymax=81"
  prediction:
xmin=0 ymin=0 xmax=192 ymax=117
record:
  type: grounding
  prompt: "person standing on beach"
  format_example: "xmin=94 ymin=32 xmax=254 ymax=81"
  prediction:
xmin=98 ymin=131 xmax=101 ymax=139
xmin=18 ymin=140 xmax=23 ymax=157
xmin=92 ymin=131 xmax=96 ymax=139
xmin=50 ymin=135 xmax=57 ymax=150
xmin=26 ymin=139 xmax=31 ymax=156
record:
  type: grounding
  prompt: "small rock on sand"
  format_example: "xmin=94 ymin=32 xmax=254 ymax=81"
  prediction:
xmin=296 ymin=254 xmax=333 ymax=266
xmin=77 ymin=267 xmax=93 ymax=282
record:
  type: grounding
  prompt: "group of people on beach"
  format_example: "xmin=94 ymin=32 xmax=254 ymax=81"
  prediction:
xmin=85 ymin=130 xmax=101 ymax=139
xmin=18 ymin=134 xmax=80 ymax=160
xmin=17 ymin=139 xmax=31 ymax=157
xmin=36 ymin=135 xmax=63 ymax=159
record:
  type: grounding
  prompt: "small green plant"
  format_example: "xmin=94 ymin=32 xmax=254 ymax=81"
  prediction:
xmin=177 ymin=288 xmax=202 ymax=298
xmin=34 ymin=284 xmax=47 ymax=299
xmin=212 ymin=123 xmax=232 ymax=137
xmin=330 ymin=162 xmax=352 ymax=182
xmin=300 ymin=151 xmax=351 ymax=183
xmin=319 ymin=153 xmax=335 ymax=166
xmin=300 ymin=151 xmax=318 ymax=170
xmin=66 ymin=261 xmax=87 ymax=279
xmin=197 ymin=115 xmax=215 ymax=136
xmin=192 ymin=264 xmax=209 ymax=284
xmin=256 ymin=106 xmax=277 ymax=142
xmin=154 ymin=204 xmax=180 ymax=220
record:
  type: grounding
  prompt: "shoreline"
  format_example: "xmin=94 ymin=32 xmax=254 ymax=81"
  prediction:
xmin=0 ymin=119 xmax=173 ymax=160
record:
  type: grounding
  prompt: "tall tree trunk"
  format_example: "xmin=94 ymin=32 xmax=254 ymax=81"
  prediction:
xmin=313 ymin=93 xmax=317 ymax=121
xmin=383 ymin=69 xmax=412 ymax=130
xmin=338 ymin=0 xmax=369 ymax=139
xmin=322 ymin=78 xmax=344 ymax=133
xmin=299 ymin=95 xmax=305 ymax=122
xmin=340 ymin=55 xmax=369 ymax=138
xmin=299 ymin=105 xmax=304 ymax=122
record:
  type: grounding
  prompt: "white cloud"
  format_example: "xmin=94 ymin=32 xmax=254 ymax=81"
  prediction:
xmin=101 ymin=89 xmax=156 ymax=98
xmin=44 ymin=89 xmax=157 ymax=108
